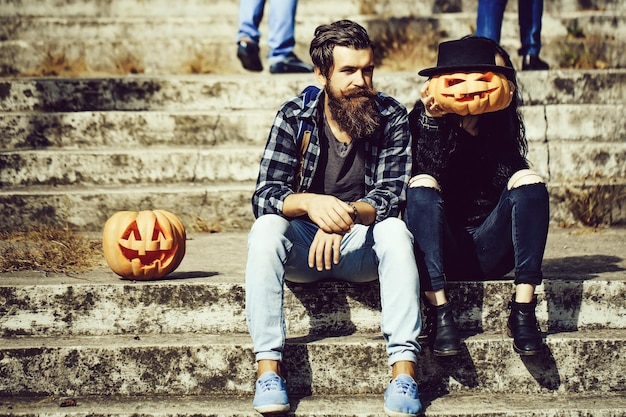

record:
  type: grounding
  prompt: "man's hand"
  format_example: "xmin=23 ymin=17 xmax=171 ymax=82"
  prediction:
xmin=294 ymin=194 xmax=355 ymax=234
xmin=309 ymin=229 xmax=344 ymax=271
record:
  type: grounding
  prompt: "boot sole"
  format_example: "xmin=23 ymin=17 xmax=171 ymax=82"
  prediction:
xmin=512 ymin=344 xmax=543 ymax=356
xmin=433 ymin=348 xmax=462 ymax=357
xmin=253 ymin=404 xmax=290 ymax=414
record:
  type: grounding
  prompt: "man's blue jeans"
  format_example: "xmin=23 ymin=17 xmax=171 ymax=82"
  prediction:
xmin=476 ymin=0 xmax=544 ymax=56
xmin=237 ymin=0 xmax=297 ymax=62
xmin=245 ymin=214 xmax=421 ymax=365
xmin=404 ymin=183 xmax=549 ymax=291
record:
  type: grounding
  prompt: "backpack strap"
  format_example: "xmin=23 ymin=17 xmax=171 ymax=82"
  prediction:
xmin=294 ymin=85 xmax=320 ymax=191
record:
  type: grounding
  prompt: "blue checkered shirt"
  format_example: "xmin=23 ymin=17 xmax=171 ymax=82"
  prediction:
xmin=251 ymin=88 xmax=412 ymax=222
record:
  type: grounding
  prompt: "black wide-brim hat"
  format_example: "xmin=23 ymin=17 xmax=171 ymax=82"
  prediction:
xmin=419 ymin=37 xmax=515 ymax=79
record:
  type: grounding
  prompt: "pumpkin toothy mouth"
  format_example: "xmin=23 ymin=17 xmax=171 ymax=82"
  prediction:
xmin=442 ymin=87 xmax=499 ymax=102
xmin=118 ymin=245 xmax=173 ymax=266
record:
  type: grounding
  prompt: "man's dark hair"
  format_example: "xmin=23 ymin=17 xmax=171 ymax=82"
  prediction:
xmin=309 ymin=20 xmax=374 ymax=78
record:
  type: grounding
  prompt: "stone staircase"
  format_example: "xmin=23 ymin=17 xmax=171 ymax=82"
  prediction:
xmin=1 ymin=228 xmax=626 ymax=415
xmin=1 ymin=0 xmax=625 ymax=232
xmin=1 ymin=0 xmax=626 ymax=415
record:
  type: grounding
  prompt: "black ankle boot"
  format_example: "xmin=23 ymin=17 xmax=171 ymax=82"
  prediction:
xmin=423 ymin=301 xmax=462 ymax=356
xmin=507 ymin=295 xmax=544 ymax=355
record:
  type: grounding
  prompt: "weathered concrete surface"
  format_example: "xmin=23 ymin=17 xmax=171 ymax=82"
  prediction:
xmin=1 ymin=104 xmax=623 ymax=151
xmin=0 ymin=147 xmax=263 ymax=186
xmin=1 ymin=330 xmax=625 ymax=397
xmin=1 ymin=182 xmax=625 ymax=233
xmin=1 ymin=71 xmax=624 ymax=112
xmin=0 ymin=0 xmax=623 ymax=82
xmin=1 ymin=228 xmax=624 ymax=402
xmin=2 ymin=392 xmax=625 ymax=417
xmin=0 ymin=110 xmax=273 ymax=149
xmin=1 ymin=228 xmax=625 ymax=338
xmin=0 ymin=70 xmax=624 ymax=231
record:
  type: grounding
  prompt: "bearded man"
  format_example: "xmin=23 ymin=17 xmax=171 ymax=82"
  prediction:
xmin=245 ymin=19 xmax=423 ymax=417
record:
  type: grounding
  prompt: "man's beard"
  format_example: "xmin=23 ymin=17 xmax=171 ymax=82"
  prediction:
xmin=326 ymin=85 xmax=381 ymax=140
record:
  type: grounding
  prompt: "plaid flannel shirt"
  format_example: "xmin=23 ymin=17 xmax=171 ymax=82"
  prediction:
xmin=251 ymin=88 xmax=412 ymax=223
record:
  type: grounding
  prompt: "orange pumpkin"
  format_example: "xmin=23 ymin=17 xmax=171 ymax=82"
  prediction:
xmin=102 ymin=210 xmax=186 ymax=280
xmin=428 ymin=71 xmax=514 ymax=116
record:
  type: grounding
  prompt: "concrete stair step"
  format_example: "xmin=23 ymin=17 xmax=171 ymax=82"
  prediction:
xmin=3 ymin=13 xmax=621 ymax=42
xmin=0 ymin=147 xmax=263 ymax=186
xmin=2 ymin=330 xmax=625 ymax=397
xmin=0 ymin=110 xmax=293 ymax=149
xmin=0 ymin=0 xmax=622 ymax=17
xmin=1 ymin=18 xmax=623 ymax=76
xmin=1 ymin=105 xmax=624 ymax=188
xmin=0 ymin=0 xmax=362 ymax=18
xmin=1 ymin=104 xmax=623 ymax=150
xmin=0 ymin=183 xmax=255 ymax=232
xmin=2 ymin=71 xmax=624 ymax=113
xmin=2 ymin=228 xmax=625 ymax=337
xmin=3 ymin=392 xmax=625 ymax=417
xmin=2 ymin=181 xmax=626 ymax=232
xmin=14 ymin=329 xmax=626 ymax=397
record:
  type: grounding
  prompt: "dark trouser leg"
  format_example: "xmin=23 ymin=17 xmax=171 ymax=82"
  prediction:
xmin=404 ymin=185 xmax=461 ymax=356
xmin=472 ymin=182 xmax=549 ymax=354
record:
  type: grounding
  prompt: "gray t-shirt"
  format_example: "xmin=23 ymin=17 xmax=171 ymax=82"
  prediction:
xmin=309 ymin=113 xmax=365 ymax=202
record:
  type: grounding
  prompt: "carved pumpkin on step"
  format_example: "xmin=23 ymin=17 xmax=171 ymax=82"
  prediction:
xmin=428 ymin=71 xmax=515 ymax=116
xmin=103 ymin=210 xmax=186 ymax=280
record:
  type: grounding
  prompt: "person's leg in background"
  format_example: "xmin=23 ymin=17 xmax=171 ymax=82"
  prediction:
xmin=266 ymin=0 xmax=313 ymax=73
xmin=476 ymin=0 xmax=508 ymax=43
xmin=236 ymin=0 xmax=313 ymax=73
xmin=236 ymin=0 xmax=265 ymax=71
xmin=518 ymin=0 xmax=550 ymax=70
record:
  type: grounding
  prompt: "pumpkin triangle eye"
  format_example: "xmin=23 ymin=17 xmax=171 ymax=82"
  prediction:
xmin=477 ymin=72 xmax=495 ymax=82
xmin=152 ymin=221 xmax=165 ymax=241
xmin=445 ymin=78 xmax=465 ymax=87
xmin=121 ymin=221 xmax=141 ymax=240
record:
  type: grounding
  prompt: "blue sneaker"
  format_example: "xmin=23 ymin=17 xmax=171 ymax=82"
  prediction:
xmin=252 ymin=371 xmax=290 ymax=414
xmin=384 ymin=374 xmax=422 ymax=417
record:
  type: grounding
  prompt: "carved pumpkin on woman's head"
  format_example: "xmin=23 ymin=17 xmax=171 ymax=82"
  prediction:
xmin=419 ymin=36 xmax=517 ymax=116
xmin=102 ymin=210 xmax=186 ymax=280
xmin=427 ymin=71 xmax=514 ymax=116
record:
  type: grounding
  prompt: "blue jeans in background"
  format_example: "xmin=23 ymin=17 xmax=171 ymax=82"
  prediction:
xmin=404 ymin=183 xmax=549 ymax=292
xmin=245 ymin=214 xmax=422 ymax=365
xmin=476 ymin=0 xmax=544 ymax=56
xmin=237 ymin=0 xmax=297 ymax=63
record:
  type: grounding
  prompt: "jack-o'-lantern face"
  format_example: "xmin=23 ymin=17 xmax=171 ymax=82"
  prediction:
xmin=428 ymin=71 xmax=515 ymax=116
xmin=102 ymin=210 xmax=186 ymax=280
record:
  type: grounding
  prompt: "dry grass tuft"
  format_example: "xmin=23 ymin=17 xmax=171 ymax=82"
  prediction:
xmin=113 ymin=53 xmax=145 ymax=75
xmin=563 ymin=184 xmax=626 ymax=228
xmin=182 ymin=52 xmax=215 ymax=74
xmin=0 ymin=225 xmax=104 ymax=273
xmin=557 ymin=22 xmax=611 ymax=69
xmin=372 ymin=21 xmax=442 ymax=71
xmin=24 ymin=50 xmax=89 ymax=77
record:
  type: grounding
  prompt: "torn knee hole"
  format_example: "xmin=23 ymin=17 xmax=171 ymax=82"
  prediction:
xmin=409 ymin=174 xmax=439 ymax=189
xmin=507 ymin=170 xmax=544 ymax=190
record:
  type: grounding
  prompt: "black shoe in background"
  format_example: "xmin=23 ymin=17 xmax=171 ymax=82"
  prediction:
xmin=522 ymin=55 xmax=549 ymax=71
xmin=237 ymin=39 xmax=263 ymax=72
xmin=269 ymin=53 xmax=314 ymax=74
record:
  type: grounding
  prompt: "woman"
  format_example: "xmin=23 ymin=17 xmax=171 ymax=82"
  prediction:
xmin=404 ymin=36 xmax=549 ymax=356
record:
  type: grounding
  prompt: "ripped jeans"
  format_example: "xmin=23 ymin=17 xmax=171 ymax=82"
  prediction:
xmin=403 ymin=182 xmax=549 ymax=291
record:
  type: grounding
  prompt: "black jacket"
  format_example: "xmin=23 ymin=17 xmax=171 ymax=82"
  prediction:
xmin=408 ymin=101 xmax=529 ymax=229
